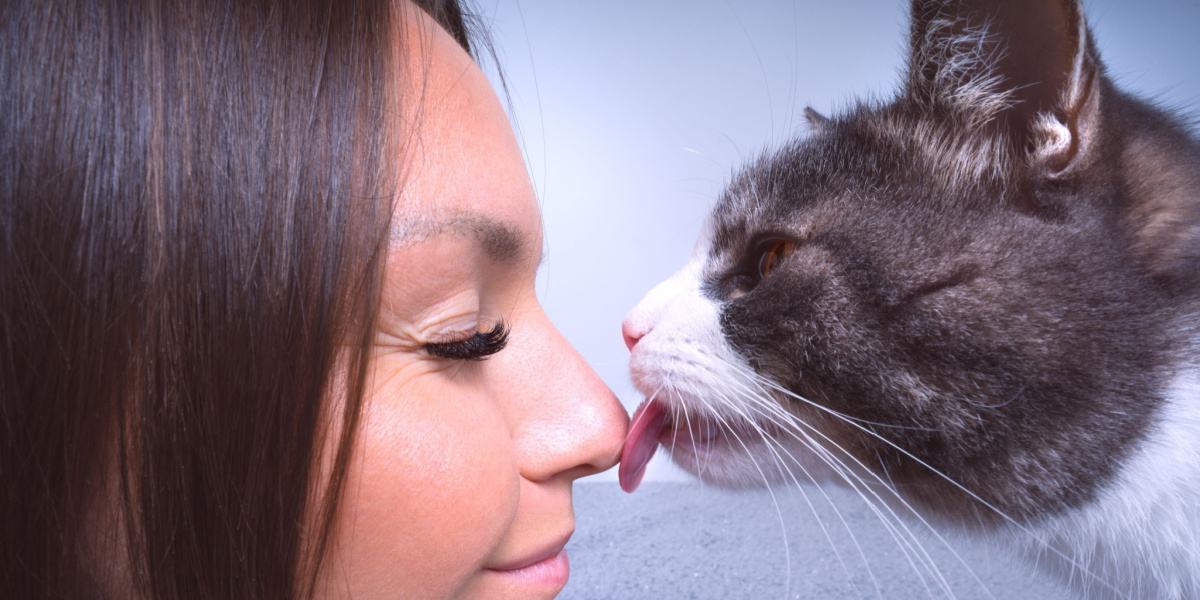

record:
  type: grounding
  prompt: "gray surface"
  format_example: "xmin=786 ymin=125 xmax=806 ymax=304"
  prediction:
xmin=562 ymin=482 xmax=1071 ymax=600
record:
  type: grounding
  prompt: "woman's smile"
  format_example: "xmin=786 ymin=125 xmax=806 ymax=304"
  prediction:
xmin=485 ymin=531 xmax=572 ymax=591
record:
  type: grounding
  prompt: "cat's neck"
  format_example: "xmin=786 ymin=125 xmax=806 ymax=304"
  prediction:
xmin=1011 ymin=356 xmax=1200 ymax=599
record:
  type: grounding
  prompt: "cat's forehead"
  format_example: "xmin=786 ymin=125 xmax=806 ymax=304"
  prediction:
xmin=704 ymin=125 xmax=886 ymax=259
xmin=706 ymin=153 xmax=794 ymax=255
xmin=703 ymin=108 xmax=1013 ymax=263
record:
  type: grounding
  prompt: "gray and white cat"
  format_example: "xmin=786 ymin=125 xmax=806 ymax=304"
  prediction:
xmin=618 ymin=0 xmax=1200 ymax=597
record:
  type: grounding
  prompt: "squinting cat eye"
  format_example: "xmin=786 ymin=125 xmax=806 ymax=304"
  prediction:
xmin=757 ymin=239 xmax=797 ymax=279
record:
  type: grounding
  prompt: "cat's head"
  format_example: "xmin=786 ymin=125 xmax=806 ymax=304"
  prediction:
xmin=620 ymin=0 xmax=1200 ymax=524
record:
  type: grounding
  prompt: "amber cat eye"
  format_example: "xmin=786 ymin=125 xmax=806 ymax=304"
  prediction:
xmin=757 ymin=239 xmax=797 ymax=279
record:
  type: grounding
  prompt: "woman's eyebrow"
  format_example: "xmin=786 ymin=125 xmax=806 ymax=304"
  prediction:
xmin=391 ymin=213 xmax=526 ymax=264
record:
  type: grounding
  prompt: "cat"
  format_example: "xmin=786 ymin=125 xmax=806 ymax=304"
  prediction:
xmin=618 ymin=0 xmax=1200 ymax=598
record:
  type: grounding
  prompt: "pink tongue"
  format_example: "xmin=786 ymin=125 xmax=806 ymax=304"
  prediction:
xmin=618 ymin=400 xmax=668 ymax=493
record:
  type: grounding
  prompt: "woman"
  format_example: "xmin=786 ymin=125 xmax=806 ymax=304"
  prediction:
xmin=0 ymin=1 xmax=628 ymax=598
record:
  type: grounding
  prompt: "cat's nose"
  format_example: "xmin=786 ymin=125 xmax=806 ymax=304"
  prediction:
xmin=622 ymin=318 xmax=648 ymax=351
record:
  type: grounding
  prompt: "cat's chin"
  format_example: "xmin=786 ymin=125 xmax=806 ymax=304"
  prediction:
xmin=661 ymin=428 xmax=856 ymax=491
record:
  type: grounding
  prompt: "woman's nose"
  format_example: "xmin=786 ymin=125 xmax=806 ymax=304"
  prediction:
xmin=515 ymin=318 xmax=629 ymax=482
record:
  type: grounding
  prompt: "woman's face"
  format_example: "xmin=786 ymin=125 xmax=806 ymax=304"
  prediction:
xmin=316 ymin=7 xmax=628 ymax=600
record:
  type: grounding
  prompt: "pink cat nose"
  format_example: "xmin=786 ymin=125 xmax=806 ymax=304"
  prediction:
xmin=622 ymin=319 xmax=648 ymax=351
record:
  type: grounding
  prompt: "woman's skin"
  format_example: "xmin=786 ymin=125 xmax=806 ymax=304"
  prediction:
xmin=315 ymin=6 xmax=629 ymax=599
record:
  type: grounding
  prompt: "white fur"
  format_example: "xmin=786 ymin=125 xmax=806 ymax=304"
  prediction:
xmin=625 ymin=229 xmax=841 ymax=487
xmin=1012 ymin=366 xmax=1200 ymax=599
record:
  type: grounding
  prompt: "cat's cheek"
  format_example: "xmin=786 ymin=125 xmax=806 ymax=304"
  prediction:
xmin=662 ymin=423 xmax=855 ymax=490
xmin=624 ymin=258 xmax=854 ymax=490
xmin=625 ymin=267 xmax=748 ymax=403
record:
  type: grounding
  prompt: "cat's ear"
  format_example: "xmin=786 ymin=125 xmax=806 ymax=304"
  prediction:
xmin=804 ymin=106 xmax=831 ymax=131
xmin=906 ymin=0 xmax=1101 ymax=176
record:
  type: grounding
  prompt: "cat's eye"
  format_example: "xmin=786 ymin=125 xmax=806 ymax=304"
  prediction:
xmin=757 ymin=239 xmax=797 ymax=279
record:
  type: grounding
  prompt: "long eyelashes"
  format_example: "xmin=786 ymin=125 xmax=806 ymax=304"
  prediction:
xmin=424 ymin=320 xmax=510 ymax=361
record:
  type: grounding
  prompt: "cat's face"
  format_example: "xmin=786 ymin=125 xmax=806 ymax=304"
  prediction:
xmin=620 ymin=0 xmax=1196 ymax=525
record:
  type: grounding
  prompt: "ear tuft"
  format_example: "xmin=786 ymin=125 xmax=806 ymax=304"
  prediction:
xmin=906 ymin=1 xmax=1016 ymax=127
xmin=906 ymin=0 xmax=1103 ymax=177
xmin=804 ymin=107 xmax=831 ymax=131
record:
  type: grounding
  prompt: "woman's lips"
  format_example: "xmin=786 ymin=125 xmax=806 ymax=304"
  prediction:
xmin=486 ymin=534 xmax=572 ymax=589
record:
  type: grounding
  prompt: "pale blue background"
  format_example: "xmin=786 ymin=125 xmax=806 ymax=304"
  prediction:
xmin=476 ymin=1 xmax=1199 ymax=598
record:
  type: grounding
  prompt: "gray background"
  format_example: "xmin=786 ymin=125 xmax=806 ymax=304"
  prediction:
xmin=561 ymin=483 xmax=1071 ymax=599
xmin=476 ymin=1 xmax=1200 ymax=597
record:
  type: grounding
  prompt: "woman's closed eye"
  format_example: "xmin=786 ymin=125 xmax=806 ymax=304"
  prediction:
xmin=424 ymin=320 xmax=510 ymax=361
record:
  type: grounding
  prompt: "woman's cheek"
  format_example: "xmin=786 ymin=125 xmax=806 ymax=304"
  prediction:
xmin=336 ymin=364 xmax=520 ymax=597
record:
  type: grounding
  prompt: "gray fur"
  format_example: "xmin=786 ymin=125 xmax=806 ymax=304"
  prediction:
xmin=701 ymin=0 xmax=1200 ymax=524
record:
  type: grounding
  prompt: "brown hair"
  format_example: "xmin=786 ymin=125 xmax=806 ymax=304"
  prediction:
xmin=0 ymin=1 xmax=474 ymax=597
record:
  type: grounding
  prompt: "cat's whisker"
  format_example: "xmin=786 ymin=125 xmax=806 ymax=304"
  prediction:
xmin=711 ymin=377 xmax=966 ymax=599
xmin=710 ymin=401 xmax=804 ymax=600
xmin=719 ymin=368 xmax=992 ymax=600
xmin=644 ymin=387 xmax=678 ymax=460
xmin=743 ymin=371 xmax=1130 ymax=599
xmin=739 ymin=390 xmax=1007 ymax=600
xmin=781 ymin=419 xmax=955 ymax=600
xmin=724 ymin=384 xmax=951 ymax=600
xmin=703 ymin=384 xmax=863 ymax=599
xmin=760 ymin=438 xmax=871 ymax=598
xmin=718 ymin=392 xmax=891 ymax=600
xmin=680 ymin=378 xmax=794 ymax=599
xmin=671 ymin=385 xmax=706 ymax=484
xmin=667 ymin=384 xmax=700 ymax=487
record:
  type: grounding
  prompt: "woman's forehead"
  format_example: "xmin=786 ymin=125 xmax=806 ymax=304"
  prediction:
xmin=390 ymin=4 xmax=542 ymax=250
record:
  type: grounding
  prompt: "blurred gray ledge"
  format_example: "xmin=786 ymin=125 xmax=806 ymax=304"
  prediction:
xmin=562 ymin=481 xmax=1070 ymax=600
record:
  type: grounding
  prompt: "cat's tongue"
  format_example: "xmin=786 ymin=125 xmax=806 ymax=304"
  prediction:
xmin=619 ymin=400 xmax=668 ymax=493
